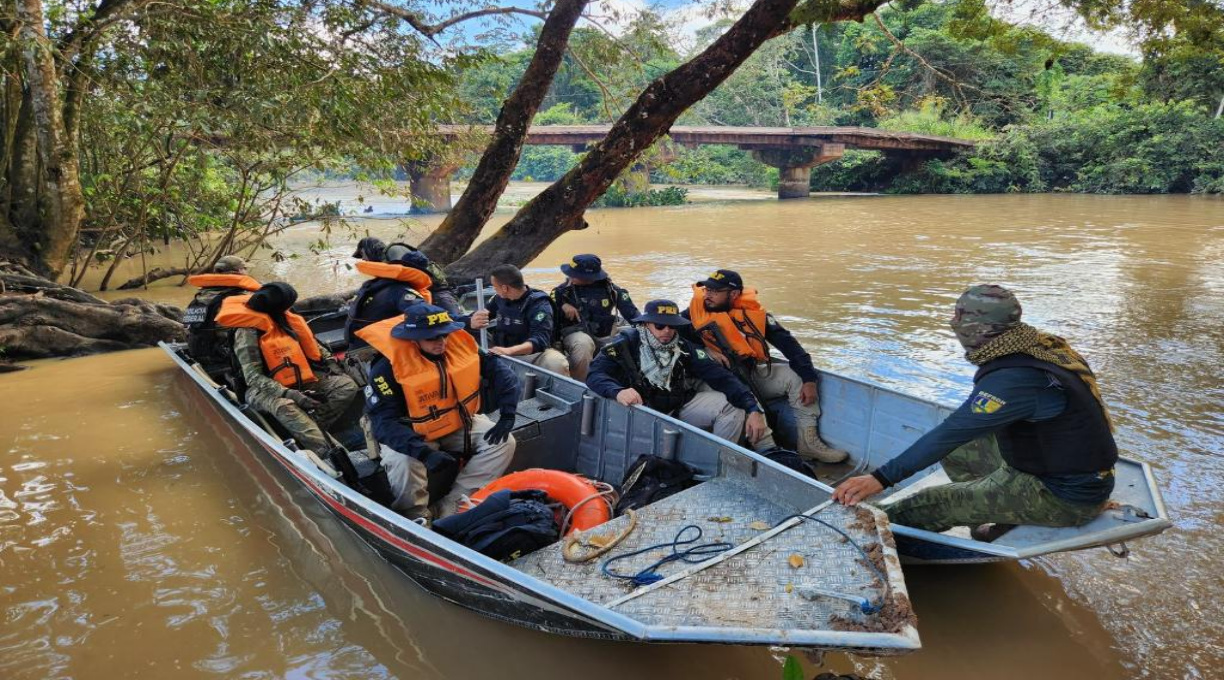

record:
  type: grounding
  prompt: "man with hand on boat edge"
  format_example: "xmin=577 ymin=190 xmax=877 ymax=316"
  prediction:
xmin=468 ymin=263 xmax=571 ymax=376
xmin=586 ymin=299 xmax=776 ymax=452
xmin=357 ymin=302 xmax=518 ymax=522
xmin=551 ymin=253 xmax=640 ymax=380
xmin=683 ymin=269 xmax=847 ymax=464
xmin=833 ymin=285 xmax=1119 ymax=542
xmin=216 ymin=281 xmax=360 ymax=456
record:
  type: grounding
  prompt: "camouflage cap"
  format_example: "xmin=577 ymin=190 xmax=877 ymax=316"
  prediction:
xmin=214 ymin=255 xmax=247 ymax=273
xmin=950 ymin=284 xmax=1022 ymax=350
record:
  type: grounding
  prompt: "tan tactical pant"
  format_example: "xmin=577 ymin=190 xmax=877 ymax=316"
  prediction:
xmin=677 ymin=390 xmax=776 ymax=451
xmin=246 ymin=374 xmax=359 ymax=453
xmin=560 ymin=330 xmax=619 ymax=381
xmin=521 ymin=348 xmax=571 ymax=377
xmin=749 ymin=362 xmax=820 ymax=428
xmin=379 ymin=413 xmax=516 ymax=520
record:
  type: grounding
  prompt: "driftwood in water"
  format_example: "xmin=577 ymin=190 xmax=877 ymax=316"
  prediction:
xmin=0 ymin=261 xmax=186 ymax=361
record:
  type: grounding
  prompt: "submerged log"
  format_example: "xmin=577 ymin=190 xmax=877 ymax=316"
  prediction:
xmin=0 ymin=260 xmax=186 ymax=361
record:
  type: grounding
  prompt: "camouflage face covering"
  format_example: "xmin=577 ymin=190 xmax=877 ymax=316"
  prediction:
xmin=949 ymin=285 xmax=1022 ymax=351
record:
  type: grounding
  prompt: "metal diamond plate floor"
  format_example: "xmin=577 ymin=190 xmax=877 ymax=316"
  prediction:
xmin=512 ymin=478 xmax=891 ymax=632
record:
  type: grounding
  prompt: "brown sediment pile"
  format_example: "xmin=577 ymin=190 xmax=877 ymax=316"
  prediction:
xmin=827 ymin=506 xmax=919 ymax=634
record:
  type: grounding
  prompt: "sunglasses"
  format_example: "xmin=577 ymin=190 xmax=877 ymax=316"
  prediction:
xmin=648 ymin=323 xmax=677 ymax=331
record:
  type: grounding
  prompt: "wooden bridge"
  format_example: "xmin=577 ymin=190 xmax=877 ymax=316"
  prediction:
xmin=409 ymin=125 xmax=976 ymax=211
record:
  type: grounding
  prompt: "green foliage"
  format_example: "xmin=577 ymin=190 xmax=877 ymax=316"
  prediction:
xmin=593 ymin=186 xmax=688 ymax=208
xmin=877 ymin=100 xmax=995 ymax=140
xmin=782 ymin=655 xmax=804 ymax=680
xmin=890 ymin=101 xmax=1224 ymax=194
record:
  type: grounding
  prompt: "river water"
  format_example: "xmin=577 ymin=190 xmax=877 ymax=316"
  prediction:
xmin=3 ymin=187 xmax=1222 ymax=679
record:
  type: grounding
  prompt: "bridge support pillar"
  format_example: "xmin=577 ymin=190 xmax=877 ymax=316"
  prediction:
xmin=749 ymin=144 xmax=846 ymax=199
xmin=404 ymin=161 xmax=457 ymax=213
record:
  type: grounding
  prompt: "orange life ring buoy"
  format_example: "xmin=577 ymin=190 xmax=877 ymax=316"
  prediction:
xmin=466 ymin=469 xmax=612 ymax=535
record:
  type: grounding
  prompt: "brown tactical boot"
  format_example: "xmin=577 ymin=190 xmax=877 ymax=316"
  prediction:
xmin=798 ymin=426 xmax=849 ymax=464
xmin=970 ymin=523 xmax=1017 ymax=543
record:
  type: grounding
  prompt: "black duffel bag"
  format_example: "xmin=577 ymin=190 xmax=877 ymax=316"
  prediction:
xmin=433 ymin=489 xmax=559 ymax=561
xmin=614 ymin=454 xmax=700 ymax=515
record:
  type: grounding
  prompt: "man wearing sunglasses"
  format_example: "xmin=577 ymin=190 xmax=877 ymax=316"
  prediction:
xmin=586 ymin=299 xmax=774 ymax=450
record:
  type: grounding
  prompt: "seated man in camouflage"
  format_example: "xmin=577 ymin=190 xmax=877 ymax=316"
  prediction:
xmin=833 ymin=285 xmax=1118 ymax=542
xmin=216 ymin=282 xmax=359 ymax=456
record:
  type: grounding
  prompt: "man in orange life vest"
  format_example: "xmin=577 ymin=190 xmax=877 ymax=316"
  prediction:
xmin=216 ymin=282 xmax=359 ymax=455
xmin=357 ymin=303 xmax=519 ymax=521
xmin=183 ymin=255 xmax=261 ymax=374
xmin=684 ymin=269 xmax=847 ymax=463
xmin=344 ymin=246 xmax=434 ymax=361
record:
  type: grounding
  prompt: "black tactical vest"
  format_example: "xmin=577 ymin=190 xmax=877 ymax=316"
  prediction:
xmin=489 ymin=289 xmax=553 ymax=347
xmin=974 ymin=354 xmax=1118 ymax=477
xmin=607 ymin=332 xmax=698 ymax=416
xmin=184 ymin=287 xmax=247 ymax=369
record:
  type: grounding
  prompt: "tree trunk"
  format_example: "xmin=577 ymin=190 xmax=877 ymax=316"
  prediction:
xmin=417 ymin=0 xmax=589 ymax=265
xmin=443 ymin=0 xmax=803 ymax=280
xmin=15 ymin=0 xmax=86 ymax=279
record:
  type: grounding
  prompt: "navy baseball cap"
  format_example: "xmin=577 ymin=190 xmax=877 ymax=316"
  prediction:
xmin=391 ymin=303 xmax=464 ymax=340
xmin=696 ymin=269 xmax=743 ymax=291
xmin=385 ymin=244 xmax=431 ymax=272
xmin=632 ymin=299 xmax=691 ymax=327
xmin=560 ymin=254 xmax=608 ymax=281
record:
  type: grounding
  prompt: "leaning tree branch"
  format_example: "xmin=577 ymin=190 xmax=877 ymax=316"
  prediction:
xmin=871 ymin=13 xmax=977 ymax=106
xmin=359 ymin=0 xmax=548 ymax=38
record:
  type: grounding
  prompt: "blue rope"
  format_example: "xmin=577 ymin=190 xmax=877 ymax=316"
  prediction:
xmin=778 ymin=513 xmax=889 ymax=615
xmin=601 ymin=524 xmax=733 ymax=586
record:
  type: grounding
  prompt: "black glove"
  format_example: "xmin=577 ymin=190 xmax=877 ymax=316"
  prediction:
xmin=420 ymin=448 xmax=460 ymax=503
xmin=285 ymin=389 xmax=322 ymax=412
xmin=483 ymin=413 xmax=516 ymax=445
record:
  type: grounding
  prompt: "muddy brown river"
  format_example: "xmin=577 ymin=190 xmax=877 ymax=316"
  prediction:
xmin=3 ymin=187 xmax=1222 ymax=679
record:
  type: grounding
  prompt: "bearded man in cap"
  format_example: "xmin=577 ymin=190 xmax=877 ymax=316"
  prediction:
xmin=216 ymin=282 xmax=359 ymax=455
xmin=685 ymin=269 xmax=846 ymax=464
xmin=834 ymin=285 xmax=1119 ymax=542
xmin=183 ymin=255 xmax=261 ymax=375
xmin=552 ymin=254 xmax=640 ymax=380
xmin=357 ymin=303 xmax=519 ymax=520
xmin=587 ymin=300 xmax=774 ymax=450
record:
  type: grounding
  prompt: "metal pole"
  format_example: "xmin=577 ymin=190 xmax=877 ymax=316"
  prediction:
xmin=474 ymin=277 xmax=489 ymax=351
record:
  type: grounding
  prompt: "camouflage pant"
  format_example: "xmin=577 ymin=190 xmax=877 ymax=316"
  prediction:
xmin=246 ymin=374 xmax=359 ymax=454
xmin=883 ymin=441 xmax=1105 ymax=533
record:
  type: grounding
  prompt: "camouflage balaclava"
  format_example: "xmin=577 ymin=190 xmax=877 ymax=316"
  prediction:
xmin=950 ymin=284 xmax=1022 ymax=352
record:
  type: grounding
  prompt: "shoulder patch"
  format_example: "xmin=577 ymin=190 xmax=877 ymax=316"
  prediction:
xmin=601 ymin=298 xmax=610 ymax=308
xmin=766 ymin=314 xmax=779 ymax=327
xmin=374 ymin=375 xmax=395 ymax=397
xmin=605 ymin=346 xmax=618 ymax=357
xmin=695 ymin=348 xmax=709 ymax=360
xmin=970 ymin=390 xmax=1007 ymax=414
xmin=535 ymin=310 xmax=547 ymax=322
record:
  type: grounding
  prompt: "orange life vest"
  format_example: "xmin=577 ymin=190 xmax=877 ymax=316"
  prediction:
xmin=688 ymin=284 xmax=770 ymax=362
xmin=355 ymin=316 xmax=482 ymax=441
xmin=354 ymin=261 xmax=433 ymax=304
xmin=186 ymin=273 xmax=261 ymax=291
xmin=214 ymin=295 xmax=323 ymax=387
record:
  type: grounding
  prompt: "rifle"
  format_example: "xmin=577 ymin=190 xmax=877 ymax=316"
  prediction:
xmin=694 ymin=321 xmax=776 ymax=427
xmin=559 ymin=286 xmax=601 ymax=341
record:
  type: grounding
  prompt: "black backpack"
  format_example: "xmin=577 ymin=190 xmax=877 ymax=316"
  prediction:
xmin=614 ymin=454 xmax=700 ymax=515
xmin=432 ymin=490 xmax=560 ymax=561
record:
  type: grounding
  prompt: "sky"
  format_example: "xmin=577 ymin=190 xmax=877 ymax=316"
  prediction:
xmin=438 ymin=0 xmax=1139 ymax=56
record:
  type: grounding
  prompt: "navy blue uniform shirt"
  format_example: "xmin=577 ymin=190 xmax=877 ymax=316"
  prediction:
xmin=344 ymin=280 xmax=427 ymax=349
xmin=552 ymin=281 xmax=640 ymax=338
xmin=478 ymin=288 xmax=555 ymax=353
xmin=365 ymin=350 xmax=518 ymax=460
xmin=681 ymin=308 xmax=821 ymax=384
xmin=873 ymin=366 xmax=1113 ymax=504
xmin=586 ymin=328 xmax=762 ymax=414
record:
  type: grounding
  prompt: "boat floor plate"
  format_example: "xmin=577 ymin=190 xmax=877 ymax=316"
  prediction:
xmin=513 ymin=478 xmax=904 ymax=634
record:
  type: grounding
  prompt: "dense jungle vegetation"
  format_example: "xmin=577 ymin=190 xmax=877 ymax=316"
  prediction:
xmin=455 ymin=2 xmax=1224 ymax=195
